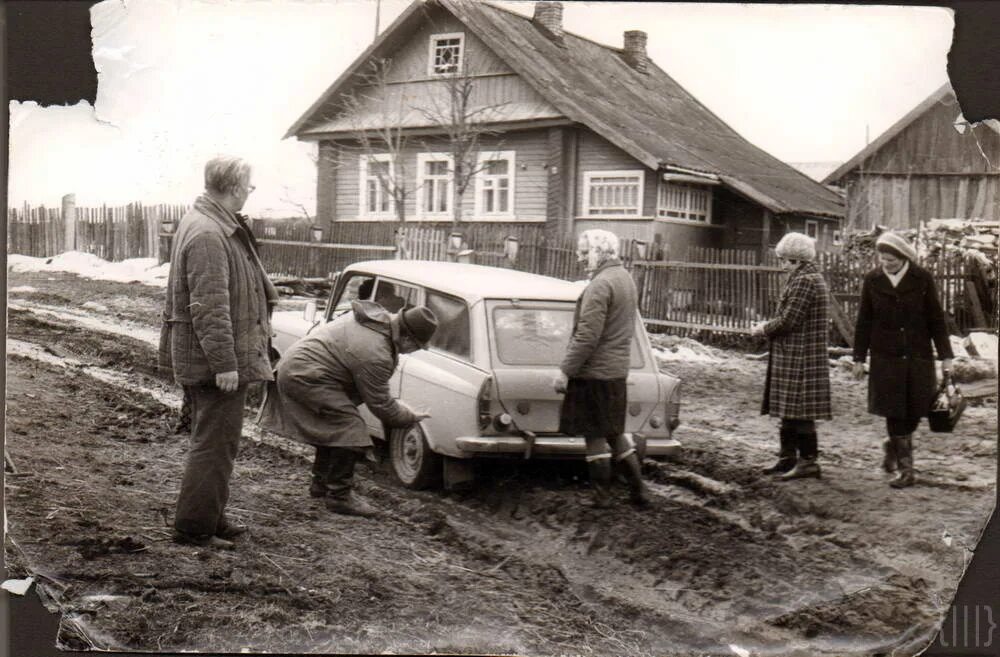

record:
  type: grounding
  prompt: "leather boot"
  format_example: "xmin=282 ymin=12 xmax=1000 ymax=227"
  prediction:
xmin=881 ymin=438 xmax=898 ymax=473
xmin=779 ymin=431 xmax=821 ymax=481
xmin=586 ymin=457 xmax=614 ymax=509
xmin=762 ymin=427 xmax=797 ymax=475
xmin=309 ymin=446 xmax=333 ymax=498
xmin=620 ymin=453 xmax=653 ymax=509
xmin=324 ymin=448 xmax=379 ymax=517
xmin=890 ymin=435 xmax=915 ymax=488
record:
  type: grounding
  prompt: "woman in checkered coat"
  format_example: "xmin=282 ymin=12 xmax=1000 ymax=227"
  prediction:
xmin=752 ymin=232 xmax=832 ymax=481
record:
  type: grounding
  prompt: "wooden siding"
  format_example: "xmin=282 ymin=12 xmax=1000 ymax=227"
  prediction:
xmin=861 ymin=93 xmax=1000 ymax=174
xmin=576 ymin=130 xmax=657 ymax=217
xmin=323 ymin=129 xmax=551 ymax=224
xmin=844 ymin=174 xmax=1000 ymax=229
xmin=383 ymin=6 xmax=510 ymax=81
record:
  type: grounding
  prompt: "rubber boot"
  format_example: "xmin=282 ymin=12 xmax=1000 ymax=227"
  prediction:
xmin=586 ymin=457 xmax=614 ymax=509
xmin=620 ymin=453 xmax=653 ymax=509
xmin=309 ymin=446 xmax=333 ymax=498
xmin=779 ymin=431 xmax=821 ymax=481
xmin=762 ymin=426 xmax=797 ymax=475
xmin=324 ymin=449 xmax=378 ymax=517
xmin=881 ymin=438 xmax=898 ymax=473
xmin=889 ymin=435 xmax=915 ymax=488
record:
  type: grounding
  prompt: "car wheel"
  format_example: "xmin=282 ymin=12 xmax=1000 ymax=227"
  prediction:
xmin=389 ymin=424 xmax=442 ymax=490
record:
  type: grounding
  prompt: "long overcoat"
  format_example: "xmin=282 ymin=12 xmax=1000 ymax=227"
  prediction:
xmin=761 ymin=262 xmax=833 ymax=420
xmin=852 ymin=263 xmax=953 ymax=419
xmin=158 ymin=195 xmax=278 ymax=386
xmin=257 ymin=301 xmax=419 ymax=447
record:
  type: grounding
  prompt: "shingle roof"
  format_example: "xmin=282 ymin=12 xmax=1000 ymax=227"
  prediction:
xmin=287 ymin=0 xmax=844 ymax=219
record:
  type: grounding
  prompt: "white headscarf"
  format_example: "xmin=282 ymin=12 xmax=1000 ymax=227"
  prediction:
xmin=576 ymin=229 xmax=620 ymax=272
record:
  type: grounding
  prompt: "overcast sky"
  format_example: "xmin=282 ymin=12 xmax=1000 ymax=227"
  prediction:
xmin=8 ymin=0 xmax=955 ymax=217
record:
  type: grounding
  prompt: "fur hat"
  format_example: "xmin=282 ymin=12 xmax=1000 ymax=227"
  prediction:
xmin=398 ymin=306 xmax=438 ymax=347
xmin=875 ymin=231 xmax=918 ymax=263
xmin=774 ymin=232 xmax=816 ymax=262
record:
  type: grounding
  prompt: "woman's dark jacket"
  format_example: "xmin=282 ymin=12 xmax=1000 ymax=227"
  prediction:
xmin=853 ymin=263 xmax=954 ymax=419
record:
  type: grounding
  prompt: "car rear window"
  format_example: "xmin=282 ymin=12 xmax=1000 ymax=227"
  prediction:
xmin=492 ymin=306 xmax=643 ymax=368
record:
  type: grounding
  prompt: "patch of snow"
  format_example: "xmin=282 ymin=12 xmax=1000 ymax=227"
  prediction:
xmin=9 ymin=285 xmax=37 ymax=293
xmin=652 ymin=345 xmax=721 ymax=364
xmin=728 ymin=643 xmax=751 ymax=657
xmin=82 ymin=301 xmax=110 ymax=313
xmin=8 ymin=302 xmax=159 ymax=347
xmin=7 ymin=251 xmax=170 ymax=287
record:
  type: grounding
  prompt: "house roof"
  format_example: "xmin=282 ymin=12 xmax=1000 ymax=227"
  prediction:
xmin=822 ymin=83 xmax=954 ymax=185
xmin=347 ymin=259 xmax=584 ymax=303
xmin=287 ymin=0 xmax=844 ymax=219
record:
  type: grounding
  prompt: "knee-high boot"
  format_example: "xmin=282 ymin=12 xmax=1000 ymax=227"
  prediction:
xmin=762 ymin=426 xmax=797 ymax=474
xmin=620 ymin=452 xmax=652 ymax=508
xmin=881 ymin=438 xmax=898 ymax=473
xmin=889 ymin=435 xmax=915 ymax=488
xmin=310 ymin=446 xmax=333 ymax=497
xmin=586 ymin=456 xmax=614 ymax=509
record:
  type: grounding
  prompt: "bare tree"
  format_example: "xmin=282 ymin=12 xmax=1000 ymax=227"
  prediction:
xmin=335 ymin=57 xmax=417 ymax=231
xmin=415 ymin=50 xmax=510 ymax=230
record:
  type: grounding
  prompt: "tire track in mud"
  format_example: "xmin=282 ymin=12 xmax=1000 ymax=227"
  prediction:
xmin=6 ymin=300 xmax=987 ymax=655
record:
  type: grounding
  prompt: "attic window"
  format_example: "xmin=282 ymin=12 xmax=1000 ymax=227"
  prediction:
xmin=429 ymin=33 xmax=464 ymax=75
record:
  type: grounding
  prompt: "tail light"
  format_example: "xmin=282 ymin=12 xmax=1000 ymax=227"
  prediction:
xmin=478 ymin=377 xmax=493 ymax=431
xmin=668 ymin=382 xmax=681 ymax=431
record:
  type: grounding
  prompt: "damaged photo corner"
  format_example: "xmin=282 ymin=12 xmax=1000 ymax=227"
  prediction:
xmin=3 ymin=1 xmax=998 ymax=656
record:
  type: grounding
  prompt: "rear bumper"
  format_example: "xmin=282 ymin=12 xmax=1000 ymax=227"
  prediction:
xmin=454 ymin=433 xmax=681 ymax=458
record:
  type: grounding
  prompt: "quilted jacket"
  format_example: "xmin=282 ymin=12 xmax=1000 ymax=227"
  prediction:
xmin=560 ymin=258 xmax=638 ymax=380
xmin=158 ymin=195 xmax=278 ymax=386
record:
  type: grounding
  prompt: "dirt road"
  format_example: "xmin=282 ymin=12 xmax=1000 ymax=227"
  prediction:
xmin=4 ymin=271 xmax=996 ymax=655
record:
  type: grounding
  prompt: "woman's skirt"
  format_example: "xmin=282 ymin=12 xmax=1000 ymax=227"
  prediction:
xmin=559 ymin=377 xmax=627 ymax=439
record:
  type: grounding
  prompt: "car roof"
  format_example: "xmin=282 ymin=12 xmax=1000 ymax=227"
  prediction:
xmin=344 ymin=260 xmax=585 ymax=304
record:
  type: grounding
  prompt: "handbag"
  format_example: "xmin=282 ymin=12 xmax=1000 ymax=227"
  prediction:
xmin=928 ymin=373 xmax=967 ymax=433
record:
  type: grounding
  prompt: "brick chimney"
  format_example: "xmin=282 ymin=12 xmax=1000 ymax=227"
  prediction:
xmin=623 ymin=30 xmax=649 ymax=73
xmin=533 ymin=2 xmax=564 ymax=42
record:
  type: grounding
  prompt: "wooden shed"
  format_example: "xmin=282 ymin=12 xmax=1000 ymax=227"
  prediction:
xmin=824 ymin=83 xmax=1000 ymax=231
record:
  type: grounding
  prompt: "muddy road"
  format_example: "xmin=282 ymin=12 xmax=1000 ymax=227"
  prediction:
xmin=4 ymin=270 xmax=997 ymax=656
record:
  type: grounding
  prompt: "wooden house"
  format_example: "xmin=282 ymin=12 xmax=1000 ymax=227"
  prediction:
xmin=287 ymin=0 xmax=844 ymax=257
xmin=824 ymin=83 xmax=1000 ymax=232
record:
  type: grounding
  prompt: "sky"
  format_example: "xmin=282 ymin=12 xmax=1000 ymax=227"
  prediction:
xmin=8 ymin=0 xmax=956 ymax=217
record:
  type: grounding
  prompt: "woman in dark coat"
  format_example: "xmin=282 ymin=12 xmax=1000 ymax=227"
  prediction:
xmin=852 ymin=232 xmax=954 ymax=488
xmin=752 ymin=232 xmax=832 ymax=481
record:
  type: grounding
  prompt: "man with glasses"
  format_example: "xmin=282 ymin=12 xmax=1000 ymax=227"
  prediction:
xmin=159 ymin=156 xmax=278 ymax=548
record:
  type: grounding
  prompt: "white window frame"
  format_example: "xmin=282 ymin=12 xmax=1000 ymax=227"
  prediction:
xmin=832 ymin=229 xmax=843 ymax=246
xmin=474 ymin=150 xmax=516 ymax=218
xmin=427 ymin=32 xmax=464 ymax=76
xmin=805 ymin=220 xmax=819 ymax=239
xmin=358 ymin=154 xmax=396 ymax=219
xmin=582 ymin=170 xmax=644 ymax=218
xmin=656 ymin=181 xmax=713 ymax=223
xmin=416 ymin=152 xmax=454 ymax=219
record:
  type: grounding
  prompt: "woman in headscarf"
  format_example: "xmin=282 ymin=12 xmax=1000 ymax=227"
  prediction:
xmin=553 ymin=229 xmax=651 ymax=509
xmin=752 ymin=232 xmax=832 ymax=481
xmin=852 ymin=231 xmax=953 ymax=488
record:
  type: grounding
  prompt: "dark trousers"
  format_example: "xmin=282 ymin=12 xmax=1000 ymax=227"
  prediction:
xmin=886 ymin=417 xmax=920 ymax=436
xmin=313 ymin=445 xmax=363 ymax=499
xmin=174 ymin=382 xmax=248 ymax=535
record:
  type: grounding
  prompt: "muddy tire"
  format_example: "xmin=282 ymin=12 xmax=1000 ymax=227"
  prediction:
xmin=389 ymin=424 xmax=442 ymax=490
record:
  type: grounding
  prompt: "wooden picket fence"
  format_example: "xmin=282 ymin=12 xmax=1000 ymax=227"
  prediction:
xmin=8 ymin=203 xmax=186 ymax=261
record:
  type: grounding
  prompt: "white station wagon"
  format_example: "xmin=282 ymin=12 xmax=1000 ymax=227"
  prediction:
xmin=271 ymin=260 xmax=681 ymax=489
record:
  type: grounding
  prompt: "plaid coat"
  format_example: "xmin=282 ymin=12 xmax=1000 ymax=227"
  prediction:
xmin=761 ymin=262 xmax=832 ymax=420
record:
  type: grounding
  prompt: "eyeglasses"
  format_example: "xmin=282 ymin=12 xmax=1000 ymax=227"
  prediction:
xmin=245 ymin=184 xmax=256 ymax=193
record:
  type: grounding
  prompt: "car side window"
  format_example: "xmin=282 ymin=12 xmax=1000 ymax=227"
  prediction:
xmin=380 ymin=280 xmax=420 ymax=314
xmin=329 ymin=274 xmax=372 ymax=319
xmin=425 ymin=291 xmax=471 ymax=359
